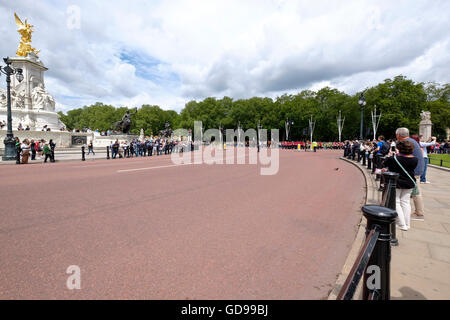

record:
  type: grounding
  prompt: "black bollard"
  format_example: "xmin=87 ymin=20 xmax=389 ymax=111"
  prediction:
xmin=381 ymin=172 xmax=400 ymax=246
xmin=16 ymin=148 xmax=21 ymax=165
xmin=362 ymin=205 xmax=397 ymax=300
xmin=107 ymin=146 xmax=110 ymax=160
xmin=82 ymin=146 xmax=86 ymax=161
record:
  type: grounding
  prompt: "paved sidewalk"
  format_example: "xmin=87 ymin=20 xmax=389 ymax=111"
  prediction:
xmin=0 ymin=150 xmax=108 ymax=165
xmin=338 ymin=158 xmax=450 ymax=300
xmin=391 ymin=167 xmax=450 ymax=299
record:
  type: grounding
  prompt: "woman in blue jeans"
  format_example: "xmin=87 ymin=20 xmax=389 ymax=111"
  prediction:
xmin=417 ymin=135 xmax=436 ymax=184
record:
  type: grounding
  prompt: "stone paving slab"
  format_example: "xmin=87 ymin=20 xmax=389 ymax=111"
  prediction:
xmin=428 ymin=244 xmax=450 ymax=264
xmin=401 ymin=228 xmax=450 ymax=246
xmin=392 ymin=252 xmax=450 ymax=286
xmin=391 ymin=272 xmax=450 ymax=300
xmin=409 ymin=219 xmax=449 ymax=233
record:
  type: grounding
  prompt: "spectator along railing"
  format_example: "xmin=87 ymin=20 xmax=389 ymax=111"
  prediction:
xmin=337 ymin=171 xmax=399 ymax=300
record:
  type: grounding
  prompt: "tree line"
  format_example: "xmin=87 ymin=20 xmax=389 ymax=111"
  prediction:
xmin=58 ymin=75 xmax=450 ymax=141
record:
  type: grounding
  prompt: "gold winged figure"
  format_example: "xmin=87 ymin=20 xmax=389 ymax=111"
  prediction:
xmin=14 ymin=13 xmax=40 ymax=57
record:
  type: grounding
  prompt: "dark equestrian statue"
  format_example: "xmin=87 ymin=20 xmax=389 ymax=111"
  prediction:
xmin=159 ymin=121 xmax=173 ymax=139
xmin=114 ymin=108 xmax=137 ymax=134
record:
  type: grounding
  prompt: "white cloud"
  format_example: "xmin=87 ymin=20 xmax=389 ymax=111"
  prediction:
xmin=0 ymin=0 xmax=448 ymax=113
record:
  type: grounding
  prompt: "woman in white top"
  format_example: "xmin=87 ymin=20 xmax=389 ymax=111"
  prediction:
xmin=419 ymin=135 xmax=436 ymax=183
xmin=21 ymin=139 xmax=30 ymax=164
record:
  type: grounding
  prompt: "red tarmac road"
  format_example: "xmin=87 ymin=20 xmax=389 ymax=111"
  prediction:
xmin=0 ymin=149 xmax=364 ymax=299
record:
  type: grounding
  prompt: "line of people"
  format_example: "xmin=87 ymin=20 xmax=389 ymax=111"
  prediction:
xmin=281 ymin=141 xmax=345 ymax=150
xmin=345 ymin=128 xmax=435 ymax=232
xmin=15 ymin=137 xmax=55 ymax=164
xmin=108 ymin=139 xmax=194 ymax=159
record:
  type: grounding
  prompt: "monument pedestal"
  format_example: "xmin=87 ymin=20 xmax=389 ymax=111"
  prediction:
xmin=419 ymin=111 xmax=432 ymax=142
xmin=0 ymin=53 xmax=64 ymax=131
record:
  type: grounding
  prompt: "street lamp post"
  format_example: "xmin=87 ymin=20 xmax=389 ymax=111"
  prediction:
xmin=257 ymin=119 xmax=262 ymax=152
xmin=218 ymin=122 xmax=223 ymax=149
xmin=337 ymin=110 xmax=345 ymax=142
xmin=1 ymin=57 xmax=24 ymax=161
xmin=309 ymin=115 xmax=316 ymax=144
xmin=285 ymin=118 xmax=294 ymax=141
xmin=358 ymin=92 xmax=367 ymax=140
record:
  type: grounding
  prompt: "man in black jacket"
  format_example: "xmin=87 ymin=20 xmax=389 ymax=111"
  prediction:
xmin=49 ymin=139 xmax=56 ymax=162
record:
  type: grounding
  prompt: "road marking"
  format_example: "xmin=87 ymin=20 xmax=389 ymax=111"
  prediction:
xmin=117 ymin=162 xmax=193 ymax=173
xmin=72 ymin=157 xmax=174 ymax=169
xmin=117 ymin=155 xmax=252 ymax=173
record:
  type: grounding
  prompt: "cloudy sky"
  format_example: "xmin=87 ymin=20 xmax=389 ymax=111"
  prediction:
xmin=0 ymin=0 xmax=449 ymax=112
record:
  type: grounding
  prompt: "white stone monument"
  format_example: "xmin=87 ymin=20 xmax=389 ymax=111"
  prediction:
xmin=419 ymin=111 xmax=432 ymax=142
xmin=0 ymin=53 xmax=65 ymax=131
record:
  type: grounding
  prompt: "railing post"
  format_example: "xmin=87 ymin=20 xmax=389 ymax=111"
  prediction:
xmin=441 ymin=159 xmax=443 ymax=167
xmin=362 ymin=205 xmax=397 ymax=300
xmin=107 ymin=146 xmax=110 ymax=160
xmin=81 ymin=146 xmax=86 ymax=161
xmin=16 ymin=147 xmax=21 ymax=165
xmin=382 ymin=172 xmax=400 ymax=246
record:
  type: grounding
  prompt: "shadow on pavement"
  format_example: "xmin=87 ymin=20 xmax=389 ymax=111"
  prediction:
xmin=392 ymin=287 xmax=428 ymax=300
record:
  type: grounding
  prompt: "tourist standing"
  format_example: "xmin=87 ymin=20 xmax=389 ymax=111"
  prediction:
xmin=418 ymin=135 xmax=436 ymax=184
xmin=43 ymin=143 xmax=52 ymax=163
xmin=87 ymin=140 xmax=95 ymax=156
xmin=395 ymin=128 xmax=425 ymax=221
xmin=383 ymin=140 xmax=418 ymax=230
xmin=21 ymin=139 xmax=30 ymax=164
xmin=38 ymin=140 xmax=44 ymax=159
xmin=30 ymin=140 xmax=36 ymax=160
xmin=15 ymin=137 xmax=21 ymax=164
xmin=112 ymin=140 xmax=120 ymax=159
xmin=49 ymin=139 xmax=56 ymax=162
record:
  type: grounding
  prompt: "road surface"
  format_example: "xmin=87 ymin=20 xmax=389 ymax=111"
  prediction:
xmin=0 ymin=149 xmax=365 ymax=299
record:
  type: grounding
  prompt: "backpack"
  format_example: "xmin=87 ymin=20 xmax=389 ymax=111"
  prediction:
xmin=380 ymin=141 xmax=390 ymax=156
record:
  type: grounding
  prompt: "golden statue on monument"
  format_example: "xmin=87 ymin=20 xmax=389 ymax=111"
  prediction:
xmin=14 ymin=13 xmax=40 ymax=57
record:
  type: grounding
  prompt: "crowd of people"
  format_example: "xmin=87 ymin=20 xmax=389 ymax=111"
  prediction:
xmin=344 ymin=129 xmax=446 ymax=231
xmin=15 ymin=138 xmax=56 ymax=164
xmin=71 ymin=128 xmax=125 ymax=136
xmin=280 ymin=141 xmax=345 ymax=151
xmin=89 ymin=138 xmax=195 ymax=159
xmin=0 ymin=121 xmax=67 ymax=132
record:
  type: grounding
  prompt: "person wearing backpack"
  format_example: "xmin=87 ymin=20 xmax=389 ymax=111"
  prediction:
xmin=383 ymin=140 xmax=418 ymax=231
xmin=376 ymin=136 xmax=390 ymax=157
xmin=373 ymin=136 xmax=389 ymax=179
xmin=43 ymin=143 xmax=52 ymax=163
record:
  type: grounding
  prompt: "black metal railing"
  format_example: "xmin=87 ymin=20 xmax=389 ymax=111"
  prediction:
xmin=337 ymin=205 xmax=397 ymax=300
xmin=337 ymin=226 xmax=380 ymax=300
xmin=381 ymin=172 xmax=400 ymax=246
xmin=428 ymin=156 xmax=450 ymax=168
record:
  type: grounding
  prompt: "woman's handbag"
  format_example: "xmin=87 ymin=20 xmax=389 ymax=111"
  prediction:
xmin=394 ymin=155 xmax=419 ymax=196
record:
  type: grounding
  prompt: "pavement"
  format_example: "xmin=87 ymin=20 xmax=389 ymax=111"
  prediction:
xmin=0 ymin=149 xmax=365 ymax=299
xmin=0 ymin=148 xmax=106 ymax=164
xmin=391 ymin=167 xmax=450 ymax=300
xmin=332 ymin=156 xmax=450 ymax=300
